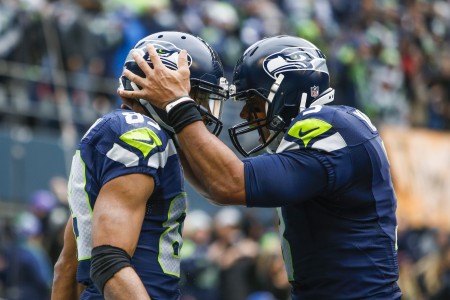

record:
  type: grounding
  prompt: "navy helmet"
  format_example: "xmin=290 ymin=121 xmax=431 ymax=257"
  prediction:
xmin=229 ymin=35 xmax=335 ymax=156
xmin=119 ymin=31 xmax=228 ymax=136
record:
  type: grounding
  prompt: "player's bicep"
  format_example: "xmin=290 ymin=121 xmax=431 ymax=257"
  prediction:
xmin=244 ymin=152 xmax=328 ymax=207
xmin=92 ymin=173 xmax=154 ymax=256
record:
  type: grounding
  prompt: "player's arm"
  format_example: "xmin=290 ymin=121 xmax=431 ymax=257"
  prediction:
xmin=176 ymin=149 xmax=213 ymax=200
xmin=117 ymin=99 xmax=214 ymax=201
xmin=176 ymin=122 xmax=245 ymax=205
xmin=51 ymin=218 xmax=84 ymax=300
xmin=91 ymin=173 xmax=154 ymax=300
xmin=118 ymin=45 xmax=246 ymax=206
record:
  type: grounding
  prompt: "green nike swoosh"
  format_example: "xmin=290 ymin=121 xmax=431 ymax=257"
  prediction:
xmin=288 ymin=118 xmax=332 ymax=147
xmin=120 ymin=128 xmax=162 ymax=158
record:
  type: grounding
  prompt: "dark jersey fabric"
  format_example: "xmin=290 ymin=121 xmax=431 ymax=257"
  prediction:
xmin=244 ymin=105 xmax=401 ymax=299
xmin=70 ymin=109 xmax=185 ymax=300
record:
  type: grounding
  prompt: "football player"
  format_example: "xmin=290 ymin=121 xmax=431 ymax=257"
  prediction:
xmin=119 ymin=35 xmax=402 ymax=299
xmin=52 ymin=31 xmax=227 ymax=300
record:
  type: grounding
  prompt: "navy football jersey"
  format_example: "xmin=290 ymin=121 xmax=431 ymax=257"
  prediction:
xmin=68 ymin=109 xmax=185 ymax=300
xmin=244 ymin=105 xmax=401 ymax=299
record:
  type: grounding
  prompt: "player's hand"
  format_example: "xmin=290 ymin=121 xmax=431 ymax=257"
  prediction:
xmin=117 ymin=44 xmax=191 ymax=110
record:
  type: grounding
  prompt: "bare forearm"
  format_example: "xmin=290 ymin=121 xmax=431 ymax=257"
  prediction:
xmin=92 ymin=174 xmax=154 ymax=299
xmin=52 ymin=219 xmax=81 ymax=300
xmin=103 ymin=267 xmax=150 ymax=300
xmin=51 ymin=261 xmax=80 ymax=300
xmin=178 ymin=150 xmax=210 ymax=198
xmin=177 ymin=122 xmax=245 ymax=205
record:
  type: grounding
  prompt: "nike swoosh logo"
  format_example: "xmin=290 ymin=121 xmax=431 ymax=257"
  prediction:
xmin=299 ymin=127 xmax=319 ymax=137
xmin=288 ymin=119 xmax=332 ymax=147
xmin=135 ymin=138 xmax=157 ymax=145
xmin=120 ymin=128 xmax=162 ymax=158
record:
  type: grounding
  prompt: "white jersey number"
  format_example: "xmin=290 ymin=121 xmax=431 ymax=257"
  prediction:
xmin=158 ymin=193 xmax=186 ymax=277
xmin=352 ymin=109 xmax=377 ymax=132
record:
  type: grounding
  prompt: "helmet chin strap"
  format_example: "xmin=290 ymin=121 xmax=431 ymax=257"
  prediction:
xmin=299 ymin=92 xmax=308 ymax=113
xmin=266 ymin=74 xmax=285 ymax=114
xmin=254 ymin=74 xmax=288 ymax=155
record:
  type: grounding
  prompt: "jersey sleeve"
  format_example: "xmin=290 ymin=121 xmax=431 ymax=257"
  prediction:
xmin=80 ymin=110 xmax=175 ymax=187
xmin=244 ymin=151 xmax=329 ymax=207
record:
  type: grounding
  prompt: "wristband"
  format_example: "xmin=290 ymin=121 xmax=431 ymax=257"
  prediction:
xmin=167 ymin=101 xmax=202 ymax=133
xmin=90 ymin=245 xmax=132 ymax=295
xmin=165 ymin=96 xmax=195 ymax=113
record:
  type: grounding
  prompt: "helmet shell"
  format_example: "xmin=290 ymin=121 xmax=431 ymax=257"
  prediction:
xmin=120 ymin=31 xmax=226 ymax=135
xmin=123 ymin=31 xmax=224 ymax=87
xmin=232 ymin=35 xmax=331 ymax=127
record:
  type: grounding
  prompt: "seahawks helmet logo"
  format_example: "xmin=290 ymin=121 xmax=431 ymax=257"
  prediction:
xmin=263 ymin=47 xmax=326 ymax=79
xmin=134 ymin=39 xmax=193 ymax=70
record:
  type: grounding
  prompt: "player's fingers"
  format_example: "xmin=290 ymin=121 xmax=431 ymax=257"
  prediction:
xmin=178 ymin=50 xmax=190 ymax=83
xmin=121 ymin=68 xmax=147 ymax=88
xmin=118 ymin=89 xmax=144 ymax=100
xmin=131 ymin=50 xmax=153 ymax=77
xmin=117 ymin=77 xmax=144 ymax=99
xmin=146 ymin=44 xmax=164 ymax=69
xmin=178 ymin=49 xmax=189 ymax=72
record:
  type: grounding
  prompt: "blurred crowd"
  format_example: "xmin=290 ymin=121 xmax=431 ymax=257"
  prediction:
xmin=0 ymin=177 xmax=293 ymax=300
xmin=1 ymin=0 xmax=450 ymax=299
xmin=397 ymin=222 xmax=450 ymax=300
xmin=0 ymin=177 xmax=70 ymax=300
xmin=0 ymin=0 xmax=450 ymax=132
xmin=1 ymin=182 xmax=450 ymax=300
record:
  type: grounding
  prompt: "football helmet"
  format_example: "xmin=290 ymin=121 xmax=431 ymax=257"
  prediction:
xmin=229 ymin=35 xmax=335 ymax=156
xmin=119 ymin=31 xmax=228 ymax=136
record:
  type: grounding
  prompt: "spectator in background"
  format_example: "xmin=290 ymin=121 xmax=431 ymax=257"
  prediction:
xmin=28 ymin=189 xmax=58 ymax=260
xmin=0 ymin=248 xmax=6 ymax=296
xmin=180 ymin=209 xmax=218 ymax=300
xmin=2 ymin=212 xmax=53 ymax=300
xmin=396 ymin=224 xmax=450 ymax=300
xmin=46 ymin=177 xmax=71 ymax=266
xmin=208 ymin=207 xmax=259 ymax=300
xmin=428 ymin=80 xmax=449 ymax=130
xmin=4 ymin=0 xmax=450 ymax=132
xmin=427 ymin=53 xmax=450 ymax=130
xmin=251 ymin=232 xmax=290 ymax=300
xmin=415 ymin=231 xmax=450 ymax=299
